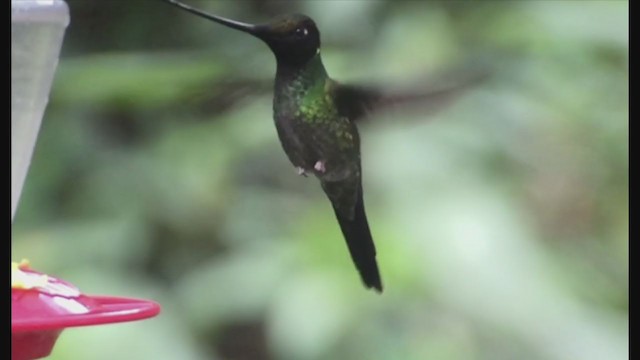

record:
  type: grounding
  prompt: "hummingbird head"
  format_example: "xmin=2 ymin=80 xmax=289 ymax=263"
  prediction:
xmin=256 ymin=14 xmax=321 ymax=67
xmin=163 ymin=1 xmax=321 ymax=67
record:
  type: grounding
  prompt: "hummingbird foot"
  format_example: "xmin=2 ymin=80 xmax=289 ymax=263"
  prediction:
xmin=296 ymin=167 xmax=308 ymax=177
xmin=314 ymin=160 xmax=326 ymax=173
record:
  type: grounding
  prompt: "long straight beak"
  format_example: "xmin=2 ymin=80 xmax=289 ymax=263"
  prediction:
xmin=162 ymin=0 xmax=261 ymax=36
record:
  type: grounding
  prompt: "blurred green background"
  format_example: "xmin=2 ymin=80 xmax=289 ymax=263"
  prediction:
xmin=12 ymin=1 xmax=628 ymax=359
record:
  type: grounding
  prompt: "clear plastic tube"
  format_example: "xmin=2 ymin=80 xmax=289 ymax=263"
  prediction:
xmin=11 ymin=0 xmax=69 ymax=220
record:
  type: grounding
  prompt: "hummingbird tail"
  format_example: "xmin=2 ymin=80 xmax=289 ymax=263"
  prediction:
xmin=332 ymin=184 xmax=383 ymax=292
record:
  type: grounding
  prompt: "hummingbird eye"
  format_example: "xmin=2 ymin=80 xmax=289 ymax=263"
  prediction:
xmin=294 ymin=27 xmax=308 ymax=37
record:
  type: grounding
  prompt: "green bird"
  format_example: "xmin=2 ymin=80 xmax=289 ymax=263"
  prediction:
xmin=162 ymin=0 xmax=486 ymax=292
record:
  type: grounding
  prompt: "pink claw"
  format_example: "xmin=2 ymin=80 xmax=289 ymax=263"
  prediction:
xmin=314 ymin=160 xmax=326 ymax=173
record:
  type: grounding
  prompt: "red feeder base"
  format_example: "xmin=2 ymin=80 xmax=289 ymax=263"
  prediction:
xmin=12 ymin=264 xmax=161 ymax=360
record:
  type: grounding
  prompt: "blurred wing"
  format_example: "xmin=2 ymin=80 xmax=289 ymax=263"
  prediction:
xmin=179 ymin=77 xmax=272 ymax=117
xmin=333 ymin=66 xmax=490 ymax=122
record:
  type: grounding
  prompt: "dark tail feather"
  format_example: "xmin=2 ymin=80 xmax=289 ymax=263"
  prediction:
xmin=332 ymin=187 xmax=383 ymax=292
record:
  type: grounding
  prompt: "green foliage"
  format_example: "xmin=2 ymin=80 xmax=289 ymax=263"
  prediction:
xmin=13 ymin=1 xmax=627 ymax=359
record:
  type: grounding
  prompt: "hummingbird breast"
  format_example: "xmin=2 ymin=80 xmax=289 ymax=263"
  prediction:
xmin=273 ymin=80 xmax=361 ymax=181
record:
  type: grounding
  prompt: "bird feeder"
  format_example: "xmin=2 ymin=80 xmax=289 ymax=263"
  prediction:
xmin=12 ymin=1 xmax=161 ymax=359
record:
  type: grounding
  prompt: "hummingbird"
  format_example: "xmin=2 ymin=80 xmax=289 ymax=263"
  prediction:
xmin=161 ymin=0 xmax=485 ymax=292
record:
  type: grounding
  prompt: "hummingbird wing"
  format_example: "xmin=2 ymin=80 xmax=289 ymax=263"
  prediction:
xmin=333 ymin=66 xmax=489 ymax=122
xmin=321 ymin=177 xmax=383 ymax=292
xmin=176 ymin=77 xmax=272 ymax=118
